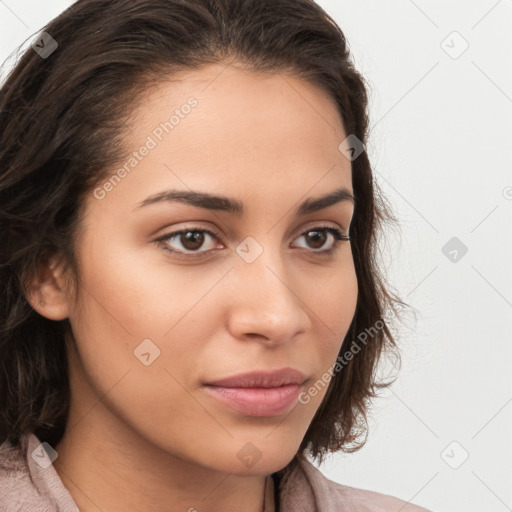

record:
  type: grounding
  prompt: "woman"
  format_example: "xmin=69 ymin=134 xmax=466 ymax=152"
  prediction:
xmin=0 ymin=0 xmax=433 ymax=510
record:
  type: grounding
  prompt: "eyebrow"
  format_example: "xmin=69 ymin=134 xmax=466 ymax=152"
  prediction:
xmin=135 ymin=186 xmax=355 ymax=216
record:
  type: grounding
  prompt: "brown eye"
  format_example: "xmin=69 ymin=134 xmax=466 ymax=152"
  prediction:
xmin=293 ymin=226 xmax=349 ymax=252
xmin=179 ymin=231 xmax=207 ymax=251
xmin=156 ymin=228 xmax=221 ymax=256
xmin=304 ymin=229 xmax=328 ymax=249
xmin=155 ymin=225 xmax=349 ymax=259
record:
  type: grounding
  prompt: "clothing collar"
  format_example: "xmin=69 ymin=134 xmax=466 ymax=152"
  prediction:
xmin=22 ymin=433 xmax=326 ymax=512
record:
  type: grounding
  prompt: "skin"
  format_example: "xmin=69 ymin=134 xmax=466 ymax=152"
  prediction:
xmin=28 ymin=62 xmax=358 ymax=512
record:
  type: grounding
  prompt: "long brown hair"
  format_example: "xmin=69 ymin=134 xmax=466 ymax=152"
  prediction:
xmin=0 ymin=0 xmax=406 ymax=466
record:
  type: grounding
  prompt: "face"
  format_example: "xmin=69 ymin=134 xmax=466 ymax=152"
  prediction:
xmin=51 ymin=62 xmax=358 ymax=476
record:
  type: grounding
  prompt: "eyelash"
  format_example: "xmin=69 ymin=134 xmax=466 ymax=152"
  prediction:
xmin=154 ymin=225 xmax=351 ymax=259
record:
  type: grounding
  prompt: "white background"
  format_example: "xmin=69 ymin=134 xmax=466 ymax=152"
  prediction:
xmin=1 ymin=2 xmax=511 ymax=512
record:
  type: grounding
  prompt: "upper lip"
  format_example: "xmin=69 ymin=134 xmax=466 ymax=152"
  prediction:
xmin=205 ymin=368 xmax=307 ymax=388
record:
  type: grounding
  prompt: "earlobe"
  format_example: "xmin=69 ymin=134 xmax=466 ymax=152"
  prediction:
xmin=26 ymin=253 xmax=71 ymax=321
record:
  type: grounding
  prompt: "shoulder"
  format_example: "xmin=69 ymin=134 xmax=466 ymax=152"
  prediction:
xmin=0 ymin=433 xmax=78 ymax=512
xmin=282 ymin=454 xmax=434 ymax=512
xmin=0 ymin=438 xmax=41 ymax=511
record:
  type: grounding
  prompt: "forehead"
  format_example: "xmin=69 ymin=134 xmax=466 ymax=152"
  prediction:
xmin=130 ymin=61 xmax=347 ymax=156
xmin=86 ymin=63 xmax=353 ymax=221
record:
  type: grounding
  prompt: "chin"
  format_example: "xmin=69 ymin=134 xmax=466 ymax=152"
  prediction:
xmin=213 ymin=439 xmax=303 ymax=477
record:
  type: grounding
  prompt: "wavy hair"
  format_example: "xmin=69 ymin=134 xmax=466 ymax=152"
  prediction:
xmin=0 ymin=0 xmax=406 ymax=467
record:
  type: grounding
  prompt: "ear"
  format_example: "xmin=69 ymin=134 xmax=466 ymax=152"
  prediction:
xmin=25 ymin=253 xmax=72 ymax=321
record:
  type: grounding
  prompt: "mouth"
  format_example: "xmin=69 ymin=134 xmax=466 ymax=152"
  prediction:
xmin=203 ymin=368 xmax=307 ymax=417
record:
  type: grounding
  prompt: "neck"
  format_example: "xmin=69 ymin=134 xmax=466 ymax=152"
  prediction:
xmin=52 ymin=402 xmax=273 ymax=512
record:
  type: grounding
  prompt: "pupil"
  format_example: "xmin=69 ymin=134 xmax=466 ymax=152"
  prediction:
xmin=182 ymin=231 xmax=204 ymax=250
xmin=308 ymin=230 xmax=326 ymax=249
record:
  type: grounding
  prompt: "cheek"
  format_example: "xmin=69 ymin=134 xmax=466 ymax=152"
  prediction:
xmin=73 ymin=228 xmax=219 ymax=334
xmin=310 ymin=257 xmax=358 ymax=358
xmin=65 ymin=238 xmax=215 ymax=446
xmin=68 ymin=235 xmax=230 ymax=387
xmin=301 ymin=259 xmax=358 ymax=408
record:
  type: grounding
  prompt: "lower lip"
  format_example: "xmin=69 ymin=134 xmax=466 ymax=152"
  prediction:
xmin=204 ymin=384 xmax=301 ymax=417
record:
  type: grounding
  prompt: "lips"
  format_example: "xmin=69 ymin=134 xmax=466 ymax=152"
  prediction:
xmin=203 ymin=368 xmax=307 ymax=417
xmin=205 ymin=368 xmax=307 ymax=388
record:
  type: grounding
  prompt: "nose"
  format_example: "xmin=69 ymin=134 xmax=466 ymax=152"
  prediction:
xmin=225 ymin=251 xmax=311 ymax=346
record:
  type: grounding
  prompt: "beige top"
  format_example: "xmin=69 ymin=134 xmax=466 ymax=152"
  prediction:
xmin=0 ymin=432 xmax=433 ymax=512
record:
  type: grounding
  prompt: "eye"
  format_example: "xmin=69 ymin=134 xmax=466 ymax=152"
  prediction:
xmin=293 ymin=225 xmax=350 ymax=254
xmin=154 ymin=225 xmax=351 ymax=258
xmin=155 ymin=227 xmax=221 ymax=257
